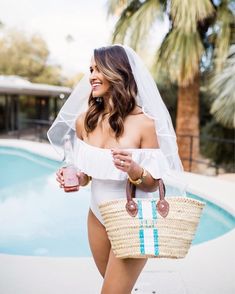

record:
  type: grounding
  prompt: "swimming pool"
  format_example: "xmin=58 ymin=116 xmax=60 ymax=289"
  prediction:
xmin=0 ymin=146 xmax=234 ymax=257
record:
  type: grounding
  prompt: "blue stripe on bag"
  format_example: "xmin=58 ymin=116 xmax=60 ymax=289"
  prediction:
xmin=151 ymin=200 xmax=159 ymax=256
xmin=139 ymin=229 xmax=145 ymax=255
xmin=153 ymin=228 xmax=159 ymax=256
xmin=151 ymin=200 xmax=157 ymax=220
xmin=138 ymin=200 xmax=145 ymax=255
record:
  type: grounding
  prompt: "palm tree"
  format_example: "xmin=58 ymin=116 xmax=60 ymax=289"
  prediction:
xmin=210 ymin=44 xmax=235 ymax=129
xmin=106 ymin=0 xmax=234 ymax=171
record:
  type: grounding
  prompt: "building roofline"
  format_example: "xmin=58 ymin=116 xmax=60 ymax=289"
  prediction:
xmin=0 ymin=75 xmax=72 ymax=97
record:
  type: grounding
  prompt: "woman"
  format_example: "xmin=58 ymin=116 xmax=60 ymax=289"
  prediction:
xmin=48 ymin=45 xmax=183 ymax=293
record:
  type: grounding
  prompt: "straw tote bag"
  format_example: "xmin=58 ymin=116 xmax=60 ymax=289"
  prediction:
xmin=99 ymin=179 xmax=205 ymax=259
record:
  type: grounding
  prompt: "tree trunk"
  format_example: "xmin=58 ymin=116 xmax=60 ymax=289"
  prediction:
xmin=176 ymin=76 xmax=200 ymax=172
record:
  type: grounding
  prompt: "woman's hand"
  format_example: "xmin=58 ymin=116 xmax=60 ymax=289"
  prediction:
xmin=111 ymin=149 xmax=133 ymax=172
xmin=56 ymin=168 xmax=79 ymax=192
xmin=56 ymin=169 xmax=90 ymax=192
xmin=111 ymin=149 xmax=142 ymax=179
xmin=56 ymin=168 xmax=65 ymax=188
xmin=56 ymin=168 xmax=80 ymax=192
xmin=111 ymin=149 xmax=158 ymax=192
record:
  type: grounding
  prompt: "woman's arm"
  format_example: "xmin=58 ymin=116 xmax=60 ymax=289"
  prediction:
xmin=112 ymin=116 xmax=160 ymax=192
xmin=56 ymin=113 xmax=90 ymax=187
xmin=75 ymin=113 xmax=85 ymax=140
xmin=112 ymin=150 xmax=159 ymax=192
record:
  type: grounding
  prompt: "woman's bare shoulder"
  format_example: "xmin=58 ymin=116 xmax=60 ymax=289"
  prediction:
xmin=140 ymin=113 xmax=155 ymax=127
xmin=75 ymin=112 xmax=86 ymax=139
xmin=76 ymin=112 xmax=86 ymax=123
xmin=128 ymin=107 xmax=154 ymax=128
xmin=138 ymin=114 xmax=159 ymax=148
xmin=130 ymin=108 xmax=152 ymax=124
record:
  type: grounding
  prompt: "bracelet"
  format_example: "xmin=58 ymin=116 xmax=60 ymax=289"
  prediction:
xmin=82 ymin=175 xmax=92 ymax=186
xmin=128 ymin=168 xmax=147 ymax=185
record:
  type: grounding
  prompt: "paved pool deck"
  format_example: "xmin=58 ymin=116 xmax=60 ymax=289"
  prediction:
xmin=0 ymin=139 xmax=234 ymax=294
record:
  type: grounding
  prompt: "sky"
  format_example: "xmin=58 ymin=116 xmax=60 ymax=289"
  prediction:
xmin=0 ymin=0 xmax=168 ymax=76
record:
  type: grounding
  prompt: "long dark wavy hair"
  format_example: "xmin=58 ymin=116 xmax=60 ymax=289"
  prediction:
xmin=84 ymin=45 xmax=138 ymax=138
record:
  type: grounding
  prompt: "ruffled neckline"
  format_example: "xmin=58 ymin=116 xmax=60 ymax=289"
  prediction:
xmin=76 ymin=137 xmax=160 ymax=153
xmin=74 ymin=137 xmax=170 ymax=180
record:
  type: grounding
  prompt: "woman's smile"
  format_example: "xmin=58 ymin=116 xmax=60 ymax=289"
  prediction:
xmin=89 ymin=57 xmax=110 ymax=97
xmin=91 ymin=81 xmax=102 ymax=91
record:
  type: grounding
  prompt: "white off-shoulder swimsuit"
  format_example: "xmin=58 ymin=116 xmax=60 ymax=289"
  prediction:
xmin=74 ymin=138 xmax=170 ymax=225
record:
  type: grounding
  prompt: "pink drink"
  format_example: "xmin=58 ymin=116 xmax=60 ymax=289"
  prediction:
xmin=63 ymin=166 xmax=79 ymax=192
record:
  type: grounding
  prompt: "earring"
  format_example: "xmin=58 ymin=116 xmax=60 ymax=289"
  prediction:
xmin=95 ymin=97 xmax=103 ymax=104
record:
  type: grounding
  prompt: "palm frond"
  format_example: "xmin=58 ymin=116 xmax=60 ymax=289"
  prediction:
xmin=106 ymin=0 xmax=131 ymax=16
xmin=171 ymin=0 xmax=215 ymax=32
xmin=112 ymin=0 xmax=163 ymax=51
xmin=210 ymin=45 xmax=235 ymax=129
xmin=111 ymin=0 xmax=143 ymax=44
xmin=129 ymin=0 xmax=164 ymax=50
xmin=154 ymin=29 xmax=204 ymax=86
xmin=214 ymin=2 xmax=234 ymax=72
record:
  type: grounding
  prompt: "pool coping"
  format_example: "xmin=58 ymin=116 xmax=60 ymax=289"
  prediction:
xmin=0 ymin=138 xmax=61 ymax=161
xmin=183 ymin=172 xmax=235 ymax=216
xmin=1 ymin=138 xmax=235 ymax=294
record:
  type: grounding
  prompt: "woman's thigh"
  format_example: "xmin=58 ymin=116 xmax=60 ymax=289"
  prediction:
xmin=101 ymin=250 xmax=147 ymax=294
xmin=87 ymin=209 xmax=111 ymax=278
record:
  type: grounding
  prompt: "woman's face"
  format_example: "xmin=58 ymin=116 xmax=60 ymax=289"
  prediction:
xmin=89 ymin=57 xmax=110 ymax=98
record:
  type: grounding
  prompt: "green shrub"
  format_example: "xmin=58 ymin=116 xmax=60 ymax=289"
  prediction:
xmin=200 ymin=119 xmax=235 ymax=172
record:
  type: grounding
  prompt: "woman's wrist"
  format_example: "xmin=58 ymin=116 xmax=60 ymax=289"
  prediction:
xmin=127 ymin=163 xmax=143 ymax=181
xmin=80 ymin=173 xmax=91 ymax=186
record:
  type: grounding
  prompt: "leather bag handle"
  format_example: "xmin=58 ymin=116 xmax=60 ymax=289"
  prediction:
xmin=125 ymin=180 xmax=138 ymax=217
xmin=125 ymin=178 xmax=169 ymax=218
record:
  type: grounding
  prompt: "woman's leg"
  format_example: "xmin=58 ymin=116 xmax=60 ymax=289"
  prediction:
xmin=87 ymin=209 xmax=111 ymax=278
xmin=101 ymin=250 xmax=147 ymax=294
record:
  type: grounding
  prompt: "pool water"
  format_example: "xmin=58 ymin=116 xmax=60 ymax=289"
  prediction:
xmin=188 ymin=192 xmax=235 ymax=245
xmin=0 ymin=146 xmax=234 ymax=257
xmin=0 ymin=147 xmax=60 ymax=189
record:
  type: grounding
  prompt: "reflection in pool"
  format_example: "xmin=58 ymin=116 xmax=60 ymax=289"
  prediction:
xmin=0 ymin=146 xmax=234 ymax=257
